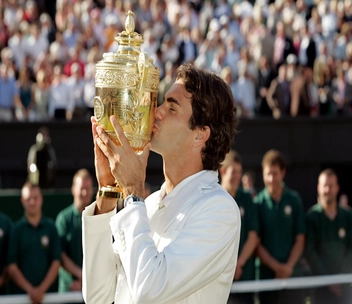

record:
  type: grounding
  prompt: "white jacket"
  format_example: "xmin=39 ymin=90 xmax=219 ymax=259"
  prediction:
xmin=82 ymin=170 xmax=241 ymax=304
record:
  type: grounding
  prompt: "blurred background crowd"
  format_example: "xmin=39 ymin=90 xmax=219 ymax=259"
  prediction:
xmin=0 ymin=0 xmax=352 ymax=122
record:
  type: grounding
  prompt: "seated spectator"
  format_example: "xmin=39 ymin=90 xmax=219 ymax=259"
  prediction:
xmin=7 ymin=182 xmax=61 ymax=301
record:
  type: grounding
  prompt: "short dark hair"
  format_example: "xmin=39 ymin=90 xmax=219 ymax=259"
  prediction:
xmin=261 ymin=149 xmax=286 ymax=171
xmin=176 ymin=64 xmax=238 ymax=170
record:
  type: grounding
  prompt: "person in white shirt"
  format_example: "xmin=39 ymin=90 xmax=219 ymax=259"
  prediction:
xmin=82 ymin=64 xmax=241 ymax=304
xmin=48 ymin=64 xmax=70 ymax=120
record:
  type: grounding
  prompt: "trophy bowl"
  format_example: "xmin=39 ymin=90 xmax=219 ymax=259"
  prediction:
xmin=94 ymin=11 xmax=160 ymax=194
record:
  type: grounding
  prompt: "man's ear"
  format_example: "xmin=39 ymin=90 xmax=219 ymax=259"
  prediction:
xmin=194 ymin=126 xmax=210 ymax=147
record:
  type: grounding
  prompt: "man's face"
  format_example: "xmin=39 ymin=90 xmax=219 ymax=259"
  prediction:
xmin=318 ymin=174 xmax=339 ymax=205
xmin=21 ymin=186 xmax=43 ymax=217
xmin=150 ymin=79 xmax=196 ymax=156
xmin=263 ymin=165 xmax=285 ymax=194
xmin=222 ymin=162 xmax=242 ymax=191
xmin=72 ymin=177 xmax=93 ymax=211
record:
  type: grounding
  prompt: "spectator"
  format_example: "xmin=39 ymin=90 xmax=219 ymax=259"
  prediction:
xmin=65 ymin=63 xmax=86 ymax=121
xmin=290 ymin=66 xmax=315 ymax=117
xmin=297 ymin=24 xmax=317 ymax=68
xmin=0 ymin=63 xmax=20 ymax=122
xmin=221 ymin=150 xmax=259 ymax=304
xmin=27 ymin=126 xmax=57 ymax=189
xmin=23 ymin=23 xmax=49 ymax=67
xmin=254 ymin=149 xmax=305 ymax=304
xmin=256 ymin=55 xmax=276 ymax=117
xmin=305 ymin=169 xmax=352 ymax=304
xmin=242 ymin=171 xmax=257 ymax=199
xmin=0 ymin=212 xmax=13 ymax=295
xmin=266 ymin=64 xmax=291 ymax=119
xmin=15 ymin=66 xmax=35 ymax=122
xmin=48 ymin=64 xmax=70 ymax=120
xmin=7 ymin=182 xmax=61 ymax=301
xmin=32 ymin=69 xmax=50 ymax=122
xmin=332 ymin=67 xmax=347 ymax=116
xmin=272 ymin=21 xmax=295 ymax=71
xmin=49 ymin=31 xmax=69 ymax=65
xmin=55 ymin=169 xmax=93 ymax=297
xmin=234 ymin=64 xmax=256 ymax=118
xmin=158 ymin=61 xmax=176 ymax=106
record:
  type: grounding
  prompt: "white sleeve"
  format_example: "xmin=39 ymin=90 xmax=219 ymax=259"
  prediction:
xmin=82 ymin=202 xmax=119 ymax=304
xmin=110 ymin=196 xmax=240 ymax=303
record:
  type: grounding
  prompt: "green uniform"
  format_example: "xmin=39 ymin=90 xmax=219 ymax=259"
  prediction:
xmin=55 ymin=204 xmax=83 ymax=292
xmin=0 ymin=212 xmax=13 ymax=295
xmin=235 ymin=188 xmax=259 ymax=281
xmin=306 ymin=204 xmax=352 ymax=304
xmin=254 ymin=186 xmax=305 ymax=279
xmin=7 ymin=216 xmax=61 ymax=294
xmin=306 ymin=204 xmax=352 ymax=274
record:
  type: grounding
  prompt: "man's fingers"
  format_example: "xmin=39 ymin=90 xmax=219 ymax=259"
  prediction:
xmin=110 ymin=115 xmax=130 ymax=148
xmin=96 ymin=137 xmax=113 ymax=160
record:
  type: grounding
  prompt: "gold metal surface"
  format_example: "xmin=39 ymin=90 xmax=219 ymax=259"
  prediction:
xmin=94 ymin=10 xmax=160 ymax=193
xmin=94 ymin=10 xmax=159 ymax=152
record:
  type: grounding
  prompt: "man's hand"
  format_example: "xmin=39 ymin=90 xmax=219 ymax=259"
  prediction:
xmin=70 ymin=279 xmax=82 ymax=291
xmin=96 ymin=115 xmax=150 ymax=198
xmin=275 ymin=263 xmax=293 ymax=279
xmin=234 ymin=264 xmax=243 ymax=281
xmin=30 ymin=286 xmax=45 ymax=304
xmin=91 ymin=117 xmax=115 ymax=188
xmin=329 ymin=284 xmax=342 ymax=297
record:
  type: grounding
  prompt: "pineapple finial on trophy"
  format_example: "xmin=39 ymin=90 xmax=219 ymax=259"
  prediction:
xmin=125 ymin=10 xmax=135 ymax=35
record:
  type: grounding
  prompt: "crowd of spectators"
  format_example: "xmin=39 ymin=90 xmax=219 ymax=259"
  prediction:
xmin=0 ymin=0 xmax=352 ymax=122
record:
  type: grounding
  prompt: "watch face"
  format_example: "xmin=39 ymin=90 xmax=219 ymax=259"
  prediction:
xmin=124 ymin=195 xmax=144 ymax=207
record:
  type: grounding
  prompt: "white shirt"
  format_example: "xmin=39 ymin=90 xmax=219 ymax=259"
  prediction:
xmin=82 ymin=170 xmax=240 ymax=304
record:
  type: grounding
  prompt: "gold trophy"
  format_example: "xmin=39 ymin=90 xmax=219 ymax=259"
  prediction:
xmin=94 ymin=11 xmax=160 ymax=197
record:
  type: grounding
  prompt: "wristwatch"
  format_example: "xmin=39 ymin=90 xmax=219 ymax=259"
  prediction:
xmin=98 ymin=186 xmax=123 ymax=199
xmin=124 ymin=194 xmax=144 ymax=207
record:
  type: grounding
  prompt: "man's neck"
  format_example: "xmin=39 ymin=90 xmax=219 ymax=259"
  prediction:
xmin=268 ymin=186 xmax=283 ymax=202
xmin=26 ymin=212 xmax=42 ymax=227
xmin=163 ymin=157 xmax=204 ymax=195
xmin=321 ymin=200 xmax=337 ymax=220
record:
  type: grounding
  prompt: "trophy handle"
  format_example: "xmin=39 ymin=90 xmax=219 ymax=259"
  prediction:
xmin=137 ymin=52 xmax=149 ymax=102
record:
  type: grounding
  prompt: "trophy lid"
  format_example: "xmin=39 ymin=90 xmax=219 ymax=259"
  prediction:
xmin=95 ymin=10 xmax=159 ymax=91
xmin=115 ymin=10 xmax=143 ymax=54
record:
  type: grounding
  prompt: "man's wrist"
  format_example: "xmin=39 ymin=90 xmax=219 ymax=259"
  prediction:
xmin=98 ymin=186 xmax=123 ymax=199
xmin=124 ymin=194 xmax=144 ymax=208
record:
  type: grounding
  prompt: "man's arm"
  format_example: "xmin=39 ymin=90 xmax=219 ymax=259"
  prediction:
xmin=256 ymin=243 xmax=282 ymax=275
xmin=8 ymin=263 xmax=33 ymax=294
xmin=62 ymin=252 xmax=82 ymax=281
xmin=235 ymin=231 xmax=259 ymax=280
xmin=30 ymin=260 xmax=60 ymax=304
xmin=279 ymin=234 xmax=305 ymax=278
